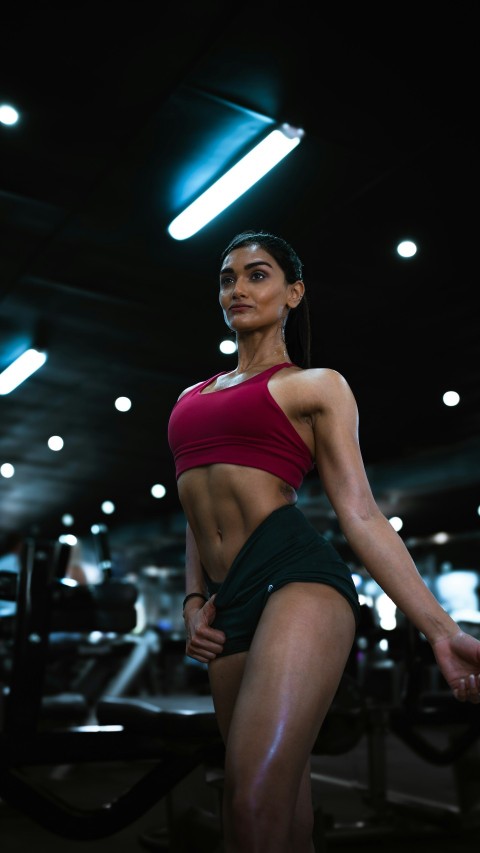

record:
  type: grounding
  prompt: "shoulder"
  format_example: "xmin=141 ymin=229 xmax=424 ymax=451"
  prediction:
xmin=296 ymin=366 xmax=348 ymax=387
xmin=278 ymin=366 xmax=357 ymax=415
xmin=282 ymin=365 xmax=352 ymax=396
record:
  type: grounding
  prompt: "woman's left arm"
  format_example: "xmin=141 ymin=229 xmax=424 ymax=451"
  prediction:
xmin=307 ymin=368 xmax=480 ymax=702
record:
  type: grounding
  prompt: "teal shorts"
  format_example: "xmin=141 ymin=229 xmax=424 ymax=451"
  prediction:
xmin=203 ymin=504 xmax=360 ymax=657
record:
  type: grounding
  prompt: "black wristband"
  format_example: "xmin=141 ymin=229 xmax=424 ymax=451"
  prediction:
xmin=182 ymin=592 xmax=208 ymax=613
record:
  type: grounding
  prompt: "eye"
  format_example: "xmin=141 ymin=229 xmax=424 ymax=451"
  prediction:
xmin=250 ymin=270 xmax=266 ymax=280
xmin=220 ymin=275 xmax=234 ymax=288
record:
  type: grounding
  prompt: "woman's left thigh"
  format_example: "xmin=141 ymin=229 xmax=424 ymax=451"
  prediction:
xmin=225 ymin=582 xmax=356 ymax=783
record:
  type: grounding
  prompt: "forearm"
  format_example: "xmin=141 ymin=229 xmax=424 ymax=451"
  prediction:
xmin=183 ymin=522 xmax=225 ymax=661
xmin=340 ymin=511 xmax=459 ymax=644
xmin=185 ymin=522 xmax=208 ymax=598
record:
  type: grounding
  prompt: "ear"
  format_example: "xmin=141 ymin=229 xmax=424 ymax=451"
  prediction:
xmin=286 ymin=279 xmax=305 ymax=308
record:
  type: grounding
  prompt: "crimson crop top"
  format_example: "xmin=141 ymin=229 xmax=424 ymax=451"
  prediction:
xmin=167 ymin=362 xmax=314 ymax=490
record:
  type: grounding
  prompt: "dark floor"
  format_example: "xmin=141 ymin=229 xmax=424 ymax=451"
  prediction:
xmin=1 ymin=690 xmax=480 ymax=852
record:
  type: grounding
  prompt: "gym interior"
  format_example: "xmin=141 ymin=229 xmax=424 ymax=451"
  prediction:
xmin=1 ymin=3 xmax=479 ymax=851
xmin=1 ymin=521 xmax=480 ymax=852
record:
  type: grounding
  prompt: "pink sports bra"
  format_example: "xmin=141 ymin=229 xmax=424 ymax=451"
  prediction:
xmin=167 ymin=362 xmax=314 ymax=489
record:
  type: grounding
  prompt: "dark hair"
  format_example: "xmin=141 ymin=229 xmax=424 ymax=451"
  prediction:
xmin=219 ymin=230 xmax=311 ymax=368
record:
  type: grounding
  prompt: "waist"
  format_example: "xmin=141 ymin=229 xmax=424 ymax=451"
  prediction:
xmin=178 ymin=465 xmax=298 ymax=581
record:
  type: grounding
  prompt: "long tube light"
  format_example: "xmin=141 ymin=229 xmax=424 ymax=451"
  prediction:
xmin=167 ymin=123 xmax=305 ymax=241
xmin=0 ymin=348 xmax=47 ymax=395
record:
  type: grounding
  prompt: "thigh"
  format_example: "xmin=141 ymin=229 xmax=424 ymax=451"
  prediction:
xmin=208 ymin=650 xmax=248 ymax=743
xmin=225 ymin=583 xmax=356 ymax=786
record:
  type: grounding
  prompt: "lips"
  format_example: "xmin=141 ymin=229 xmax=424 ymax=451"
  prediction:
xmin=229 ymin=304 xmax=252 ymax=312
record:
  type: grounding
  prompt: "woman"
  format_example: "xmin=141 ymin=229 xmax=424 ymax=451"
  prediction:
xmin=167 ymin=229 xmax=480 ymax=852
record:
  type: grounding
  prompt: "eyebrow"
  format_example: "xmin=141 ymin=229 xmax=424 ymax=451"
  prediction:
xmin=220 ymin=260 xmax=274 ymax=275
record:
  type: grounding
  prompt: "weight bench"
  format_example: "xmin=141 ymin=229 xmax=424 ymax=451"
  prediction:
xmin=0 ymin=536 xmax=224 ymax=842
xmin=95 ymin=671 xmax=368 ymax=851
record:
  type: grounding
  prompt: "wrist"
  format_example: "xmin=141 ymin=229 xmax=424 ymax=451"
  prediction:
xmin=424 ymin=613 xmax=460 ymax=646
xmin=182 ymin=592 xmax=208 ymax=615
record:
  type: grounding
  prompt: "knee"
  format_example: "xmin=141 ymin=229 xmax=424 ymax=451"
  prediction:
xmin=224 ymin=775 xmax=271 ymax=822
xmin=223 ymin=776 xmax=284 ymax=843
xmin=223 ymin=775 xmax=313 ymax=849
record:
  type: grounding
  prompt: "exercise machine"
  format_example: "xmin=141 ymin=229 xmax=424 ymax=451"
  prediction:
xmin=0 ymin=535 xmax=224 ymax=847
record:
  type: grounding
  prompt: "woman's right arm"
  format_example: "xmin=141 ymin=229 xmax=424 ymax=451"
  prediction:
xmin=185 ymin=521 xmax=208 ymax=603
xmin=183 ymin=523 xmax=226 ymax=663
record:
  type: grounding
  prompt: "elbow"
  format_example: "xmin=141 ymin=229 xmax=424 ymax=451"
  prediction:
xmin=336 ymin=495 xmax=383 ymax=529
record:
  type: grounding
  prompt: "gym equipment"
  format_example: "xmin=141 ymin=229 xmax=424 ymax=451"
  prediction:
xmin=315 ymin=620 xmax=480 ymax=845
xmin=0 ymin=536 xmax=224 ymax=843
xmin=386 ymin=622 xmax=480 ymax=827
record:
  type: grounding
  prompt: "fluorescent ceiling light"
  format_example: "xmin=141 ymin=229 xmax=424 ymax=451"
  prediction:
xmin=0 ymin=348 xmax=47 ymax=395
xmin=168 ymin=123 xmax=304 ymax=241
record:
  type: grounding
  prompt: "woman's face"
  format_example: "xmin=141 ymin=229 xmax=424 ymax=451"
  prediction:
xmin=219 ymin=243 xmax=301 ymax=333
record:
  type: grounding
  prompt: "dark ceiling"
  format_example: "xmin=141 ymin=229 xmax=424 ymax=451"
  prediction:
xmin=1 ymin=1 xmax=479 ymax=553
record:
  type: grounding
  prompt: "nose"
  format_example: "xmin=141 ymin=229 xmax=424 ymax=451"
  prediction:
xmin=231 ymin=276 xmax=248 ymax=298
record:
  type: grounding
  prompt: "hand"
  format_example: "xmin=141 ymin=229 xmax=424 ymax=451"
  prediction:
xmin=432 ymin=630 xmax=480 ymax=703
xmin=184 ymin=594 xmax=226 ymax=664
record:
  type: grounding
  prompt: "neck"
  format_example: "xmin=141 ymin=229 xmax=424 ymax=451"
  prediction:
xmin=234 ymin=343 xmax=290 ymax=375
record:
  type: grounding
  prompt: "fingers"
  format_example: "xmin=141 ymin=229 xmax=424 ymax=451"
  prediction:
xmin=204 ymin=594 xmax=219 ymax=617
xmin=186 ymin=620 xmax=222 ymax=656
xmin=453 ymin=673 xmax=480 ymax=703
xmin=194 ymin=624 xmax=226 ymax=655
xmin=185 ymin=596 xmax=226 ymax=663
xmin=186 ymin=633 xmax=225 ymax=663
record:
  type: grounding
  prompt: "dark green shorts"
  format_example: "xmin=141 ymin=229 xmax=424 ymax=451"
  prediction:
xmin=203 ymin=504 xmax=360 ymax=657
